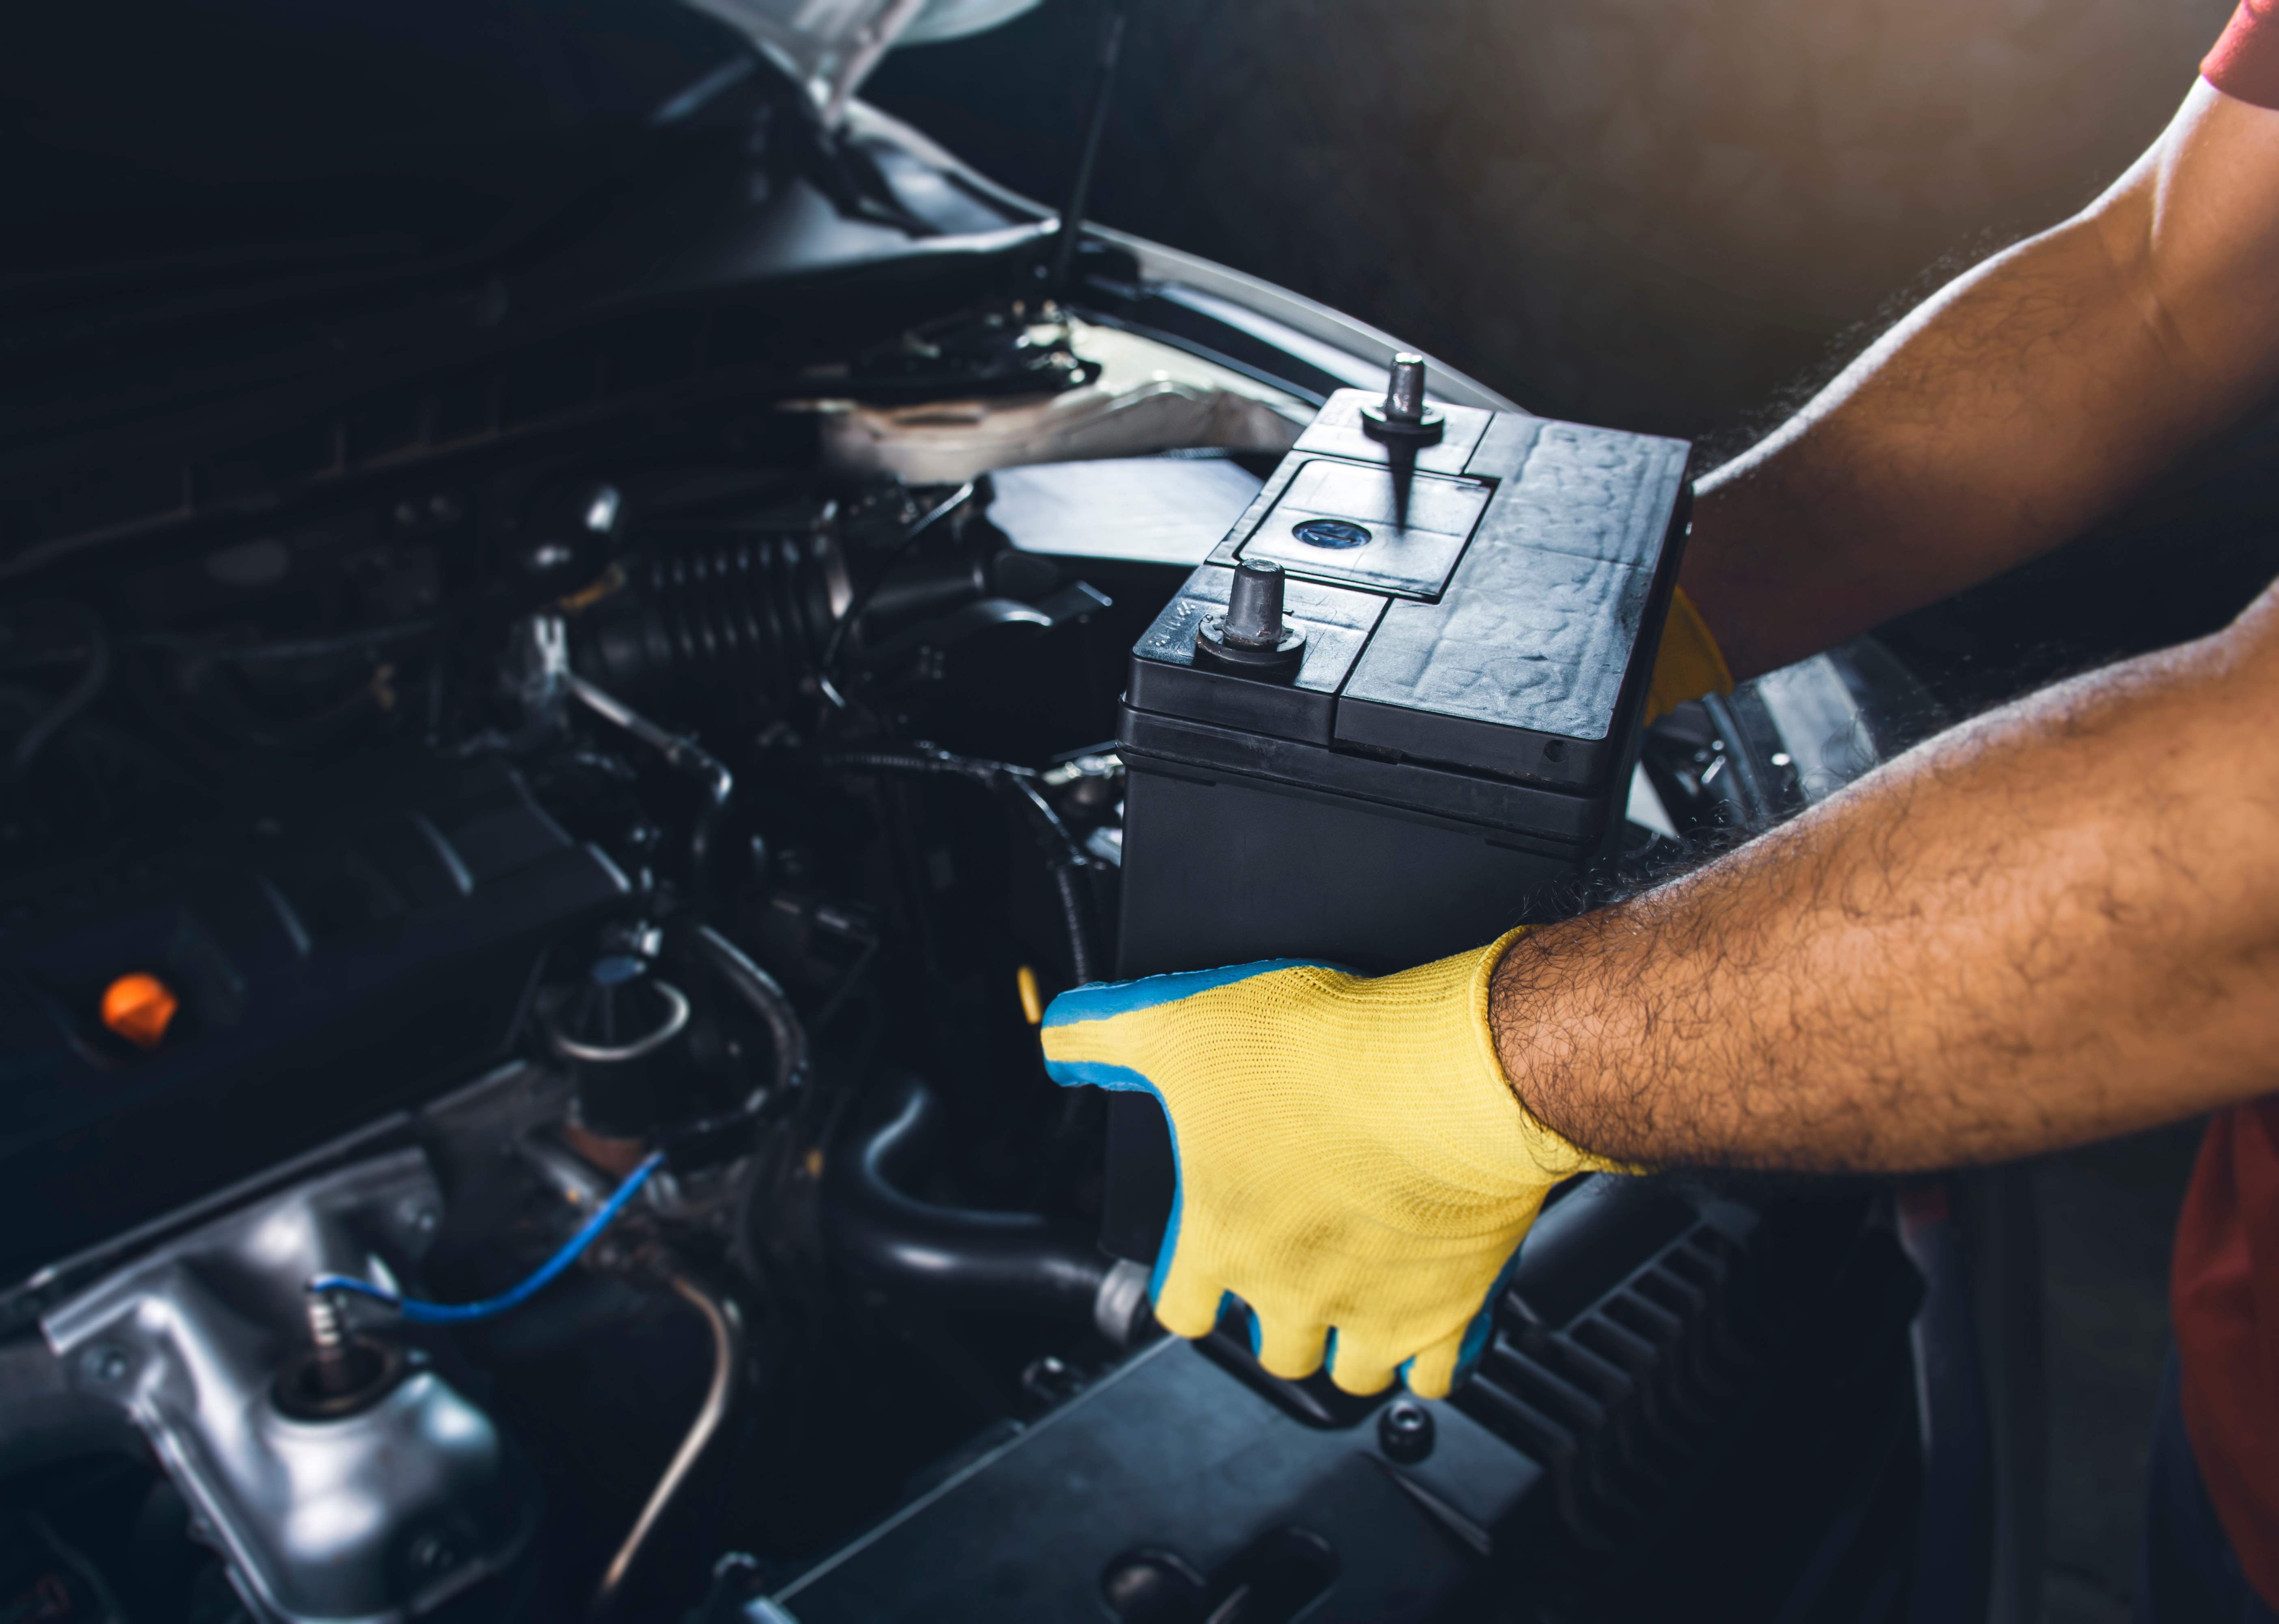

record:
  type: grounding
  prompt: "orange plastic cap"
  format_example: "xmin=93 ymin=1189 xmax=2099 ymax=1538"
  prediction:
xmin=102 ymin=973 xmax=179 ymax=1050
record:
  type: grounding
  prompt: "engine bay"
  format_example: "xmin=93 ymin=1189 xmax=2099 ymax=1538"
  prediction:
xmin=0 ymin=285 xmax=1954 ymax=1622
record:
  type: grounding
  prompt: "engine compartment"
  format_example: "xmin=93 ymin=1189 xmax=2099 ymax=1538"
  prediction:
xmin=0 ymin=291 xmax=1956 ymax=1622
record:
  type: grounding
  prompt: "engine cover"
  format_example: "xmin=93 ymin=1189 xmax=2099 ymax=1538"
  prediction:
xmin=0 ymin=753 xmax=626 ymax=1311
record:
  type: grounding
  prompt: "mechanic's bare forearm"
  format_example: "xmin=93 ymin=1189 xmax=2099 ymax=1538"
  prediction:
xmin=1492 ymin=590 xmax=2279 ymax=1172
xmin=1684 ymin=82 xmax=2279 ymax=679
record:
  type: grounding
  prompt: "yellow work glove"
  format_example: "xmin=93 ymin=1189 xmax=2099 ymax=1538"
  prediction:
xmin=1041 ymin=930 xmax=1622 ymax=1399
xmin=1644 ymin=585 xmax=1734 ymax=725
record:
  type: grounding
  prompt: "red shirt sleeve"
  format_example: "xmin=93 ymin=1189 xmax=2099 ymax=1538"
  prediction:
xmin=2173 ymin=1101 xmax=2279 ymax=1609
xmin=2206 ymin=1 xmax=2279 ymax=111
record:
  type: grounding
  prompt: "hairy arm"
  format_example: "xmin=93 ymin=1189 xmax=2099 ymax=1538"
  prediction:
xmin=1684 ymin=80 xmax=2279 ymax=680
xmin=1494 ymin=585 xmax=2279 ymax=1172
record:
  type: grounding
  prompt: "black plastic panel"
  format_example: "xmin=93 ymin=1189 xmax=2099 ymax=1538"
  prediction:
xmin=1115 ymin=765 xmax=1586 ymax=976
xmin=767 ymin=1337 xmax=1536 ymax=1623
xmin=0 ymin=754 xmax=625 ymax=1288
xmin=1116 ymin=713 xmax=1606 ymax=844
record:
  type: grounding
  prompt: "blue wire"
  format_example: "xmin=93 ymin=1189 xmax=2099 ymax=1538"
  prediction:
xmin=308 ymin=1150 xmax=667 ymax=1325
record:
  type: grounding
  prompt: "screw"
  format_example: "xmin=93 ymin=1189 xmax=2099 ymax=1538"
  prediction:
xmin=409 ymin=1532 xmax=456 ymax=1574
xmin=1378 ymin=1398 xmax=1436 ymax=1464
xmin=77 ymin=1343 xmax=131 ymax=1385
xmin=307 ymin=1291 xmax=346 ymax=1352
xmin=307 ymin=1289 xmax=364 ymax=1398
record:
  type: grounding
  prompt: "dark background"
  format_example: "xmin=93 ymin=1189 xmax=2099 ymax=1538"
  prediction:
xmin=873 ymin=0 xmax=2279 ymax=725
xmin=873 ymin=5 xmax=2247 ymax=1618
xmin=872 ymin=0 xmax=2234 ymax=449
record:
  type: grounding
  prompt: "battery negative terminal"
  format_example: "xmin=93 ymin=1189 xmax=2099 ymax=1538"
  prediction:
xmin=1195 ymin=558 xmax=1306 ymax=679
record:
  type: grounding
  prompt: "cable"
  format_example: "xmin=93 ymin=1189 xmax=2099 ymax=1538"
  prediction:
xmin=307 ymin=1150 xmax=665 ymax=1325
xmin=590 ymin=1265 xmax=743 ymax=1619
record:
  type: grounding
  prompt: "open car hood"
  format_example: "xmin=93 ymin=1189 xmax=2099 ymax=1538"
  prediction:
xmin=680 ymin=0 xmax=1043 ymax=122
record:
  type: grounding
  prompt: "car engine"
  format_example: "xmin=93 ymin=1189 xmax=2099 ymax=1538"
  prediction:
xmin=0 ymin=221 xmax=2003 ymax=1622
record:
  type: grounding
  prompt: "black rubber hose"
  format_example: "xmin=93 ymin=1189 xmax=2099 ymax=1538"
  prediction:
xmin=824 ymin=1075 xmax=1110 ymax=1320
xmin=823 ymin=745 xmax=1101 ymax=985
xmin=684 ymin=923 xmax=808 ymax=1099
xmin=569 ymin=674 xmax=735 ymax=917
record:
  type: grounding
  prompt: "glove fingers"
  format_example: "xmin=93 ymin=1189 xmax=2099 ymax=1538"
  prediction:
xmin=1402 ymin=1327 xmax=1473 ymax=1401
xmin=1151 ymin=1248 xmax=1227 ymax=1340
xmin=1325 ymin=1335 xmax=1401 ymax=1397
xmin=1404 ymin=1240 xmax=1530 ymax=1399
xmin=1253 ymin=1313 xmax=1329 ymax=1381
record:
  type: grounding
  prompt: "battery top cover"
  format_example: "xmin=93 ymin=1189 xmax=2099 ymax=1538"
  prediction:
xmin=1125 ymin=389 xmax=1691 ymax=814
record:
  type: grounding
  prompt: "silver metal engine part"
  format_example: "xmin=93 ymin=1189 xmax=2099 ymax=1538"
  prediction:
xmin=41 ymin=1150 xmax=535 ymax=1624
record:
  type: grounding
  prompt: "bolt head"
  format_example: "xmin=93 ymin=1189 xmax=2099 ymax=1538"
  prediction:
xmin=1021 ymin=1354 xmax=1085 ymax=1407
xmin=77 ymin=1343 xmax=131 ymax=1384
xmin=1378 ymin=1398 xmax=1436 ymax=1463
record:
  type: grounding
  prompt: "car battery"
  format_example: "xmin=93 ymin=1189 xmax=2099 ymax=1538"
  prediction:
xmin=1100 ymin=359 xmax=1693 ymax=1262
